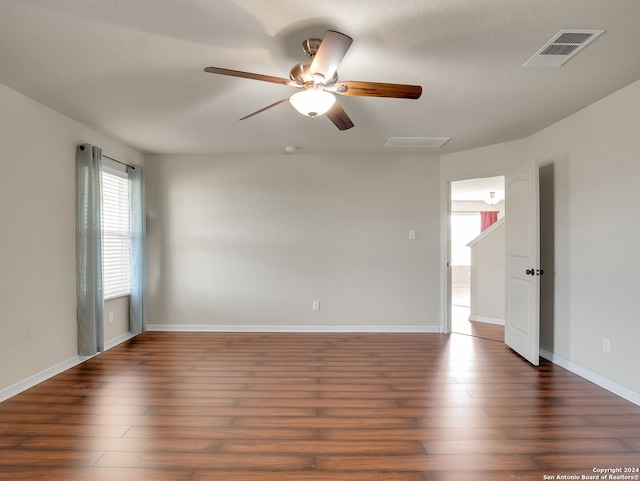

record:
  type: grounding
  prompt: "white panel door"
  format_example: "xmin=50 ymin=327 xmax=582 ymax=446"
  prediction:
xmin=505 ymin=159 xmax=540 ymax=366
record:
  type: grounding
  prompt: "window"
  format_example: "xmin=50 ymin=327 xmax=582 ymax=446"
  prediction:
xmin=450 ymin=212 xmax=480 ymax=266
xmin=101 ymin=168 xmax=130 ymax=299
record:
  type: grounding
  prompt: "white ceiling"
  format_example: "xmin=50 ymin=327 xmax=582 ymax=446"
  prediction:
xmin=451 ymin=176 xmax=504 ymax=202
xmin=1 ymin=0 xmax=640 ymax=156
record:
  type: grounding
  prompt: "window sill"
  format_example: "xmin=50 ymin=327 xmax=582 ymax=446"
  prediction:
xmin=104 ymin=293 xmax=130 ymax=301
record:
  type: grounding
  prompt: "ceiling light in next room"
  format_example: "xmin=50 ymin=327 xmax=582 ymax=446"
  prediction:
xmin=385 ymin=137 xmax=451 ymax=149
xmin=483 ymin=191 xmax=503 ymax=206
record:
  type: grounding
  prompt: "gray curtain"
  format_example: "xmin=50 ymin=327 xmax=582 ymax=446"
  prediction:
xmin=76 ymin=144 xmax=104 ymax=356
xmin=128 ymin=165 xmax=146 ymax=334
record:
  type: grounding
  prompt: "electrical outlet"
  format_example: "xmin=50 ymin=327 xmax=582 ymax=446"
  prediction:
xmin=602 ymin=337 xmax=610 ymax=354
xmin=312 ymin=301 xmax=320 ymax=311
xmin=108 ymin=312 xmax=114 ymax=323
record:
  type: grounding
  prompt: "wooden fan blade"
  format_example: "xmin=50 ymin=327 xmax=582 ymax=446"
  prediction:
xmin=239 ymin=98 xmax=290 ymax=121
xmin=325 ymin=101 xmax=354 ymax=131
xmin=310 ymin=30 xmax=353 ymax=83
xmin=334 ymin=81 xmax=422 ymax=99
xmin=204 ymin=67 xmax=291 ymax=86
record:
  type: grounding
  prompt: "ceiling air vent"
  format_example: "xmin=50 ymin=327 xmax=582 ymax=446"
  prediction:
xmin=523 ymin=29 xmax=604 ymax=68
xmin=385 ymin=137 xmax=450 ymax=149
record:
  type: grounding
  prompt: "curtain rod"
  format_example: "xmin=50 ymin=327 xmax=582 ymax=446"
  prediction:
xmin=103 ymin=154 xmax=136 ymax=170
xmin=78 ymin=145 xmax=136 ymax=170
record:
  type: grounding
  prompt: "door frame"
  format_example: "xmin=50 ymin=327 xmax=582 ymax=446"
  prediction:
xmin=442 ymin=170 xmax=510 ymax=334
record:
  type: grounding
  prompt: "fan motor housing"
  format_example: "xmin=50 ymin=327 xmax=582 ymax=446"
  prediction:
xmin=289 ymin=61 xmax=338 ymax=86
xmin=302 ymin=38 xmax=322 ymax=57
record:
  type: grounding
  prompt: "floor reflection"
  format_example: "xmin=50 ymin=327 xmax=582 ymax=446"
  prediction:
xmin=452 ymin=288 xmax=504 ymax=342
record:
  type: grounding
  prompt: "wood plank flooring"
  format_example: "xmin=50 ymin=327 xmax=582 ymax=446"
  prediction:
xmin=453 ymin=318 xmax=504 ymax=342
xmin=1 ymin=331 xmax=639 ymax=480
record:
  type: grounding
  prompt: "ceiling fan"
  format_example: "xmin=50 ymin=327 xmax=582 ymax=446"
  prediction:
xmin=204 ymin=30 xmax=422 ymax=131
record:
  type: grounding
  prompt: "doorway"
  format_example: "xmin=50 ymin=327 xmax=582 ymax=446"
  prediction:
xmin=450 ymin=176 xmax=505 ymax=342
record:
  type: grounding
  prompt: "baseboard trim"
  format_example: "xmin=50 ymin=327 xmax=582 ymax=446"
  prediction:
xmin=104 ymin=332 xmax=137 ymax=350
xmin=540 ymin=348 xmax=640 ymax=406
xmin=468 ymin=315 xmax=505 ymax=326
xmin=0 ymin=354 xmax=89 ymax=403
xmin=0 ymin=331 xmax=137 ymax=403
xmin=147 ymin=324 xmax=443 ymax=333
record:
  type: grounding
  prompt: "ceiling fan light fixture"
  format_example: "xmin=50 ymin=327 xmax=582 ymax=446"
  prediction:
xmin=204 ymin=30 xmax=421 ymax=130
xmin=289 ymin=88 xmax=335 ymax=118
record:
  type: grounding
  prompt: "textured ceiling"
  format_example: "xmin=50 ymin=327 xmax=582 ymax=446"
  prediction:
xmin=451 ymin=176 xmax=504 ymax=202
xmin=1 ymin=0 xmax=639 ymax=155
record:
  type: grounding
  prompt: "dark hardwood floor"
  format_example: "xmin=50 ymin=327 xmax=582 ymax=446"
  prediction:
xmin=453 ymin=318 xmax=504 ymax=342
xmin=1 ymin=331 xmax=639 ymax=480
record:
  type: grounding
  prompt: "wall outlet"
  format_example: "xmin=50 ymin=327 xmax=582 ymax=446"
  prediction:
xmin=312 ymin=301 xmax=320 ymax=311
xmin=602 ymin=337 xmax=610 ymax=354
xmin=108 ymin=312 xmax=114 ymax=323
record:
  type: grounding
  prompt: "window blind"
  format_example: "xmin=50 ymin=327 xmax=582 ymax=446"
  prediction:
xmin=102 ymin=169 xmax=130 ymax=299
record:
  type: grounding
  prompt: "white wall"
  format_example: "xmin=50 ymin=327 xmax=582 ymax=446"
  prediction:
xmin=441 ymin=79 xmax=640 ymax=394
xmin=104 ymin=295 xmax=130 ymax=342
xmin=526 ymin=79 xmax=640 ymax=392
xmin=441 ymin=140 xmax=525 ymax=183
xmin=468 ymin=220 xmax=505 ymax=323
xmin=0 ymin=83 xmax=143 ymax=392
xmin=145 ymin=153 xmax=441 ymax=330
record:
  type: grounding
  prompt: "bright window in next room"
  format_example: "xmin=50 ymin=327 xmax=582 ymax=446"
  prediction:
xmin=101 ymin=168 xmax=130 ymax=299
xmin=451 ymin=212 xmax=480 ymax=266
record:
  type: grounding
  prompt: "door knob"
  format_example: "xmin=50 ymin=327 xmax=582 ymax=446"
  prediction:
xmin=525 ymin=268 xmax=543 ymax=276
